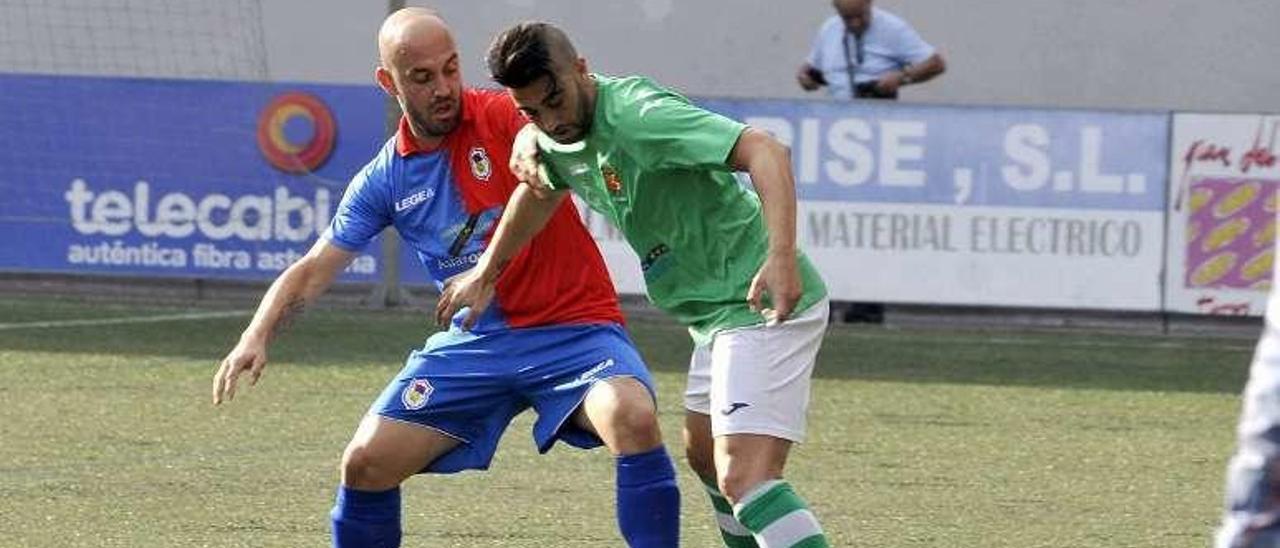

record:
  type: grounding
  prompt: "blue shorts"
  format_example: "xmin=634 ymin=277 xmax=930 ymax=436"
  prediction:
xmin=369 ymin=322 xmax=655 ymax=474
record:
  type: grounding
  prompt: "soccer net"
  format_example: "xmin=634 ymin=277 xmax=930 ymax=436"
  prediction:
xmin=0 ymin=0 xmax=268 ymax=80
xmin=0 ymin=0 xmax=416 ymax=300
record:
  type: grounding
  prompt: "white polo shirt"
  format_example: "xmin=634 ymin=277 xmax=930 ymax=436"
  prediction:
xmin=805 ymin=7 xmax=935 ymax=99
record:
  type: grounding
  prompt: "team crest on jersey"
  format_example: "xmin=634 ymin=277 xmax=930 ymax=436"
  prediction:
xmin=601 ymin=164 xmax=622 ymax=194
xmin=469 ymin=146 xmax=492 ymax=181
xmin=401 ymin=378 xmax=434 ymax=410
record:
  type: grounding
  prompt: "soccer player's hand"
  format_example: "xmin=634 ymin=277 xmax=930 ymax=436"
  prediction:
xmin=435 ymin=269 xmax=496 ymax=330
xmin=748 ymin=250 xmax=803 ymax=325
xmin=213 ymin=337 xmax=268 ymax=405
xmin=510 ymin=124 xmax=554 ymax=198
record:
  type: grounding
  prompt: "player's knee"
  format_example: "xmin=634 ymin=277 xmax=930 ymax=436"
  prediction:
xmin=684 ymin=443 xmax=716 ymax=484
xmin=716 ymin=466 xmax=741 ymax=503
xmin=718 ymin=470 xmax=763 ymax=504
xmin=586 ymin=379 xmax=662 ymax=452
xmin=608 ymin=399 xmax=662 ymax=448
xmin=340 ymin=442 xmax=396 ymax=491
xmin=716 ymin=455 xmax=781 ymax=503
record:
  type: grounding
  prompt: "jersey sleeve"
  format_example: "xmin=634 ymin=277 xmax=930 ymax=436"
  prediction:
xmin=611 ymin=79 xmax=747 ymax=172
xmin=534 ymin=133 xmax=584 ymax=192
xmin=323 ymin=159 xmax=393 ymax=252
xmin=539 ymin=161 xmax=569 ymax=191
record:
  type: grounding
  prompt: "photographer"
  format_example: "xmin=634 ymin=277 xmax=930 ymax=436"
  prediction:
xmin=797 ymin=0 xmax=945 ymax=100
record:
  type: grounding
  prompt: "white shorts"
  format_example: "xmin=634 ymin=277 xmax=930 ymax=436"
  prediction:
xmin=683 ymin=298 xmax=829 ymax=442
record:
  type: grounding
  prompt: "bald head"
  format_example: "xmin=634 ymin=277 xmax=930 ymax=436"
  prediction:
xmin=377 ymin=7 xmax=454 ymax=70
xmin=833 ymin=0 xmax=873 ymax=34
xmin=833 ymin=0 xmax=871 ymax=13
xmin=374 ymin=7 xmax=463 ymax=143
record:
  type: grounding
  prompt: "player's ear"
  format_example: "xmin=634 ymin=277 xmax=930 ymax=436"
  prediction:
xmin=573 ymin=56 xmax=588 ymax=77
xmin=375 ymin=66 xmax=398 ymax=97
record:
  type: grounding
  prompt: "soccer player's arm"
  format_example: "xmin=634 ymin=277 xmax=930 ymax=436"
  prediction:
xmin=433 ymin=102 xmax=569 ymax=328
xmin=618 ymin=86 xmax=804 ymax=319
xmin=212 ymin=240 xmax=356 ymax=405
xmin=727 ymin=128 xmax=796 ymax=248
xmin=487 ymin=180 xmax=568 ymax=276
xmin=434 ymin=181 xmax=568 ymax=329
xmin=728 ymin=128 xmax=805 ymax=320
xmin=237 ymin=241 xmax=356 ymax=350
xmin=213 ymin=165 xmax=387 ymax=404
xmin=475 ymin=97 xmax=571 ymax=281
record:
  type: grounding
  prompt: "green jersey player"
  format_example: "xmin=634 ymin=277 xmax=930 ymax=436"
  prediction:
xmin=437 ymin=22 xmax=831 ymax=547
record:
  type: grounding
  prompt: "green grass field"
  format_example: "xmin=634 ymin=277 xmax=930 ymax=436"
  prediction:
xmin=0 ymin=295 xmax=1258 ymax=547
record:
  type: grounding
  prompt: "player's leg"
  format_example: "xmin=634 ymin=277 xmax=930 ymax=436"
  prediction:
xmin=717 ymin=435 xmax=819 ymax=548
xmin=573 ymin=376 xmax=680 ymax=547
xmin=522 ymin=324 xmax=679 ymax=547
xmin=1217 ymin=306 xmax=1280 ymax=548
xmin=685 ymin=345 xmax=759 ymax=547
xmin=331 ymin=415 xmax=460 ymax=548
xmin=709 ymin=300 xmax=830 ymax=548
xmin=573 ymin=376 xmax=663 ymax=454
xmin=332 ymin=331 xmax=524 ymax=548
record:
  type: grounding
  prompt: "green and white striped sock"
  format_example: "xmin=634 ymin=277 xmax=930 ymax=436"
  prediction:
xmin=733 ymin=480 xmax=828 ymax=548
xmin=702 ymin=479 xmax=758 ymax=547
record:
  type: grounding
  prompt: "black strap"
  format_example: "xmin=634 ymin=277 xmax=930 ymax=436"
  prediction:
xmin=841 ymin=31 xmax=864 ymax=99
xmin=448 ymin=213 xmax=481 ymax=257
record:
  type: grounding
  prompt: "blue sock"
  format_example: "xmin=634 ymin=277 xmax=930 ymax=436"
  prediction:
xmin=330 ymin=485 xmax=402 ymax=548
xmin=615 ymin=446 xmax=681 ymax=547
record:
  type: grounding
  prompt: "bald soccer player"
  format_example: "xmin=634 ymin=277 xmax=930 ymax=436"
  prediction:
xmin=212 ymin=9 xmax=679 ymax=548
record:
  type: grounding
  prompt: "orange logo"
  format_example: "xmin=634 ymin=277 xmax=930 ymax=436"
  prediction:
xmin=256 ymin=92 xmax=336 ymax=173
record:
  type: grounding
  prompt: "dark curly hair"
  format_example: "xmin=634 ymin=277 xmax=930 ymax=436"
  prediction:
xmin=486 ymin=21 xmax=576 ymax=88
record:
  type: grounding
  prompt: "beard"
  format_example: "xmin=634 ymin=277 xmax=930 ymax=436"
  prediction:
xmin=404 ymin=96 xmax=460 ymax=138
xmin=547 ymin=81 xmax=595 ymax=144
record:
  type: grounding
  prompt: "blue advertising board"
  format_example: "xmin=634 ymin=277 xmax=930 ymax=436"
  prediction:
xmin=0 ymin=74 xmax=386 ymax=281
xmin=582 ymin=96 xmax=1173 ymax=309
xmin=0 ymin=75 xmax=1174 ymax=311
xmin=699 ymin=98 xmax=1168 ymax=211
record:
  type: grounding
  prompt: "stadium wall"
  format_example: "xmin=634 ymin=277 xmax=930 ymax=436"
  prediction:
xmin=256 ymin=0 xmax=1280 ymax=113
xmin=3 ymin=2 xmax=1274 ymax=111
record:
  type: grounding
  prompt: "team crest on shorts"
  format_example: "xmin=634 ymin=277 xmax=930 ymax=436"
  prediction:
xmin=401 ymin=378 xmax=434 ymax=410
xmin=469 ymin=146 xmax=492 ymax=181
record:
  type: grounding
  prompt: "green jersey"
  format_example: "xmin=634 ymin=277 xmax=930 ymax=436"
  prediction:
xmin=538 ymin=74 xmax=827 ymax=344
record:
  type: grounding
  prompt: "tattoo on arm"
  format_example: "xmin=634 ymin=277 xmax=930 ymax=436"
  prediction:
xmin=272 ymin=298 xmax=307 ymax=337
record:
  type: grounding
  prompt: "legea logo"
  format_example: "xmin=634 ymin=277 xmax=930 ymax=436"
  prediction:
xmin=65 ymin=179 xmax=331 ymax=242
xmin=256 ymin=91 xmax=336 ymax=173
